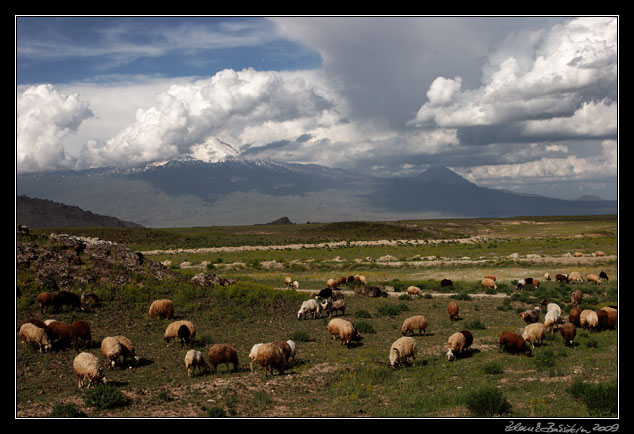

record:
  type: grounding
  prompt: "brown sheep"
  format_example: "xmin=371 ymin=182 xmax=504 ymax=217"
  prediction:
xmin=37 ymin=292 xmax=56 ymax=314
xmin=483 ymin=274 xmax=496 ymax=281
xmin=24 ymin=318 xmax=48 ymax=329
xmin=272 ymin=340 xmax=292 ymax=363
xmin=586 ymin=273 xmax=601 ymax=285
xmin=555 ymin=273 xmax=568 ymax=282
xmin=401 ymin=315 xmax=429 ymax=336
xmin=567 ymin=272 xmax=583 ymax=284
xmin=599 ymin=307 xmax=617 ymax=329
xmin=560 ymin=323 xmax=577 ymax=347
xmin=568 ymin=306 xmax=582 ymax=327
xmin=327 ymin=318 xmax=361 ymax=348
xmin=499 ymin=331 xmax=531 ymax=356
xmin=254 ymin=342 xmax=285 ymax=376
xmin=207 ymin=344 xmax=239 ymax=373
xmin=115 ymin=335 xmax=140 ymax=367
xmin=148 ymin=299 xmax=174 ymax=319
xmin=46 ymin=320 xmax=74 ymax=349
xmin=481 ymin=278 xmax=497 ymax=290
xmin=571 ymin=289 xmax=583 ymax=307
xmin=70 ymin=320 xmax=92 ymax=348
xmin=52 ymin=290 xmax=82 ymax=312
xmin=331 ymin=299 xmax=346 ymax=316
xmin=448 ymin=302 xmax=459 ymax=321
xmin=460 ymin=330 xmax=474 ymax=353
xmin=531 ymin=279 xmax=540 ymax=288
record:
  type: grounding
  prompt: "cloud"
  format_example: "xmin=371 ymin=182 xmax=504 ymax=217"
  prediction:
xmin=16 ymin=84 xmax=94 ymax=172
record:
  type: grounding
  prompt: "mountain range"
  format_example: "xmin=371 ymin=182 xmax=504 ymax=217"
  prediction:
xmin=16 ymin=157 xmax=617 ymax=227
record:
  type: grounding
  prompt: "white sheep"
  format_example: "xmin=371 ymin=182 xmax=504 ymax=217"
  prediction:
xmin=406 ymin=286 xmax=423 ymax=298
xmin=400 ymin=315 xmax=429 ymax=336
xmin=389 ymin=336 xmax=417 ymax=368
xmin=580 ymin=310 xmax=599 ymax=331
xmin=545 ymin=302 xmax=562 ymax=316
xmin=544 ymin=310 xmax=564 ymax=333
xmin=164 ymin=320 xmax=196 ymax=344
xmin=73 ymin=352 xmax=107 ymax=388
xmin=522 ymin=323 xmax=547 ymax=349
xmin=286 ymin=340 xmax=296 ymax=362
xmin=254 ymin=342 xmax=285 ymax=376
xmin=446 ymin=332 xmax=466 ymax=361
xmin=115 ymin=335 xmax=140 ymax=367
xmin=100 ymin=336 xmax=123 ymax=368
xmin=292 ymin=281 xmax=300 ymax=289
xmin=297 ymin=299 xmax=321 ymax=320
xmin=184 ymin=349 xmax=210 ymax=377
xmin=327 ymin=318 xmax=361 ymax=348
xmin=249 ymin=343 xmax=264 ymax=371
xmin=18 ymin=323 xmax=52 ymax=353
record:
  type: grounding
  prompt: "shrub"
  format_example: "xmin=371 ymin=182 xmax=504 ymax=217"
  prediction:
xmin=464 ymin=318 xmax=486 ymax=330
xmin=354 ymin=320 xmax=376 ymax=334
xmin=377 ymin=303 xmax=409 ymax=317
xmin=482 ymin=361 xmax=503 ymax=375
xmin=206 ymin=406 xmax=227 ymax=417
xmin=82 ymin=384 xmax=130 ymax=410
xmin=354 ymin=309 xmax=372 ymax=318
xmin=49 ymin=403 xmax=87 ymax=418
xmin=534 ymin=348 xmax=557 ymax=370
xmin=398 ymin=294 xmax=412 ymax=301
xmin=567 ymin=381 xmax=617 ymax=417
xmin=464 ymin=387 xmax=512 ymax=417
xmin=290 ymin=330 xmax=311 ymax=342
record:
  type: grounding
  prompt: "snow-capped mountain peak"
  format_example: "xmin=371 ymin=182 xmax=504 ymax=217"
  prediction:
xmin=187 ymin=137 xmax=241 ymax=163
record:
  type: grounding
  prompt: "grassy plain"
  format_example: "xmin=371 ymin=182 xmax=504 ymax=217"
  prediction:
xmin=16 ymin=215 xmax=618 ymax=419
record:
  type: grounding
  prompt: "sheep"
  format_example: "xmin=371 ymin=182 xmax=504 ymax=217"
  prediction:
xmin=560 ymin=323 xmax=577 ymax=347
xmin=254 ymin=342 xmax=285 ymax=376
xmin=541 ymin=300 xmax=561 ymax=316
xmin=164 ymin=320 xmax=196 ymax=344
xmin=184 ymin=349 xmax=210 ymax=377
xmin=447 ymin=301 xmax=459 ymax=321
xmin=319 ymin=298 xmax=333 ymax=318
xmin=568 ymin=307 xmax=582 ymax=327
xmin=440 ymin=278 xmax=453 ymax=287
xmin=555 ymin=273 xmax=568 ymax=283
xmin=594 ymin=251 xmax=606 ymax=257
xmin=400 ymin=315 xmax=429 ymax=336
xmin=354 ymin=275 xmax=367 ymax=285
xmin=80 ymin=291 xmax=99 ymax=308
xmin=207 ymin=344 xmax=239 ymax=373
xmin=567 ymin=272 xmax=583 ymax=284
xmin=177 ymin=324 xmax=192 ymax=346
xmin=148 ymin=299 xmax=174 ymax=319
xmin=46 ymin=320 xmax=74 ymax=349
xmin=599 ymin=307 xmax=617 ymax=329
xmin=286 ymin=340 xmax=296 ymax=362
xmin=272 ymin=340 xmax=293 ymax=363
xmin=249 ymin=343 xmax=264 ymax=371
xmin=499 ymin=331 xmax=531 ymax=356
xmin=524 ymin=277 xmax=534 ymax=286
xmin=521 ymin=307 xmax=541 ymax=324
xmin=515 ymin=279 xmax=526 ymax=291
xmin=389 ymin=336 xmax=417 ymax=368
xmin=586 ymin=273 xmax=601 ymax=285
xmin=73 ymin=352 xmax=106 ymax=388
xmin=37 ymin=292 xmax=56 ymax=314
xmin=18 ymin=323 xmax=52 ymax=353
xmin=481 ymin=278 xmax=497 ymax=290
xmin=579 ymin=310 xmax=599 ymax=331
xmin=407 ymin=286 xmax=423 ymax=298
xmin=327 ymin=318 xmax=361 ymax=348
xmin=599 ymin=271 xmax=609 ymax=281
xmin=544 ymin=272 xmax=551 ymax=281
xmin=544 ymin=310 xmax=564 ymax=333
xmin=316 ymin=287 xmax=334 ymax=300
xmin=326 ymin=278 xmax=337 ymax=288
xmin=52 ymin=290 xmax=82 ymax=312
xmin=366 ymin=286 xmax=388 ymax=298
xmin=70 ymin=320 xmax=92 ymax=348
xmin=330 ymin=299 xmax=346 ymax=317
xmin=522 ymin=323 xmax=546 ymax=349
xmin=23 ymin=318 xmax=48 ymax=329
xmin=333 ymin=290 xmax=344 ymax=300
xmin=292 ymin=281 xmax=300 ymax=289
xmin=101 ymin=336 xmax=123 ymax=368
xmin=531 ymin=279 xmax=540 ymax=288
xmin=460 ymin=330 xmax=474 ymax=353
xmin=114 ymin=335 xmax=140 ymax=367
xmin=297 ymin=299 xmax=321 ymax=320
xmin=283 ymin=276 xmax=293 ymax=287
xmin=571 ymin=290 xmax=583 ymax=307
xmin=484 ymin=274 xmax=496 ymax=282
xmin=446 ymin=332 xmax=466 ymax=361
xmin=336 ymin=276 xmax=347 ymax=287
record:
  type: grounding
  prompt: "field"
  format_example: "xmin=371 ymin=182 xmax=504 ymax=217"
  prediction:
xmin=15 ymin=215 xmax=619 ymax=419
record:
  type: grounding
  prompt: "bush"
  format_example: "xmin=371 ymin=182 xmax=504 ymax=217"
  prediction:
xmin=464 ymin=318 xmax=486 ymax=330
xmin=398 ymin=294 xmax=412 ymax=301
xmin=482 ymin=361 xmax=503 ymax=375
xmin=354 ymin=309 xmax=372 ymax=318
xmin=377 ymin=303 xmax=409 ymax=317
xmin=206 ymin=406 xmax=227 ymax=417
xmin=534 ymin=348 xmax=557 ymax=370
xmin=82 ymin=384 xmax=130 ymax=410
xmin=354 ymin=320 xmax=376 ymax=334
xmin=464 ymin=387 xmax=512 ymax=417
xmin=290 ymin=330 xmax=311 ymax=342
xmin=567 ymin=381 xmax=617 ymax=417
xmin=49 ymin=403 xmax=87 ymax=418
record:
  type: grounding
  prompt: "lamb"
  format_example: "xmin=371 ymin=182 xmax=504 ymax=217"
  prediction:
xmin=520 ymin=307 xmax=541 ymax=324
xmin=568 ymin=307 xmax=582 ymax=327
xmin=400 ymin=315 xmax=429 ymax=336
xmin=52 ymin=290 xmax=82 ymax=312
xmin=499 ymin=331 xmax=531 ymax=356
xmin=446 ymin=332 xmax=466 ymax=361
xmin=249 ymin=343 xmax=264 ymax=371
xmin=70 ymin=320 xmax=92 ymax=348
xmin=571 ymin=290 xmax=583 ymax=307
xmin=18 ymin=323 xmax=52 ymax=353
xmin=560 ymin=323 xmax=577 ymax=347
xmin=579 ymin=310 xmax=599 ymax=331
xmin=101 ymin=336 xmax=124 ymax=368
xmin=272 ymin=340 xmax=293 ymax=363
xmin=447 ymin=302 xmax=459 ymax=321
xmin=567 ymin=272 xmax=583 ymax=284
xmin=522 ymin=323 xmax=546 ymax=349
xmin=207 ymin=344 xmax=239 ymax=373
xmin=73 ymin=352 xmax=106 ymax=388
xmin=37 ymin=291 xmax=56 ymax=314
xmin=254 ymin=342 xmax=285 ymax=376
xmin=297 ymin=299 xmax=321 ymax=320
xmin=586 ymin=273 xmax=601 ymax=285
xmin=330 ymin=299 xmax=346 ymax=317
xmin=286 ymin=340 xmax=296 ymax=362
xmin=115 ymin=335 xmax=140 ymax=367
xmin=407 ymin=286 xmax=423 ymax=298
xmin=544 ymin=310 xmax=564 ymax=332
xmin=481 ymin=278 xmax=497 ymax=290
xmin=164 ymin=320 xmax=196 ymax=344
xmin=148 ymin=299 xmax=175 ymax=319
xmin=389 ymin=336 xmax=417 ymax=368
xmin=440 ymin=278 xmax=453 ymax=287
xmin=327 ymin=318 xmax=361 ymax=348
xmin=184 ymin=349 xmax=210 ymax=377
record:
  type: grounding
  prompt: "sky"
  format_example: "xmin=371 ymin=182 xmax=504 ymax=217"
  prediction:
xmin=15 ymin=16 xmax=618 ymax=200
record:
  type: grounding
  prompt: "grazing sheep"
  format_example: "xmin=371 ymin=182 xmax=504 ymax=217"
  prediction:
xmin=148 ymin=299 xmax=174 ymax=319
xmin=567 ymin=272 xmax=583 ymax=284
xmin=599 ymin=271 xmax=609 ymax=281
xmin=184 ymin=349 xmax=210 ymax=377
xmin=177 ymin=324 xmax=192 ymax=346
xmin=499 ymin=331 xmax=532 ymax=356
xmin=115 ymin=335 xmax=140 ymax=367
xmin=481 ymin=278 xmax=497 ymax=290
xmin=249 ymin=343 xmax=264 ymax=371
xmin=560 ymin=323 xmax=577 ymax=347
xmin=460 ymin=330 xmax=474 ymax=353
xmin=292 ymin=281 xmax=300 ymax=289
xmin=446 ymin=332 xmax=466 ymax=361
xmin=331 ymin=299 xmax=346 ymax=317
xmin=521 ymin=307 xmax=541 ymax=324
xmin=326 ymin=278 xmax=337 ymax=288
xmin=544 ymin=310 xmax=564 ymax=332
xmin=316 ymin=287 xmax=334 ymax=300
xmin=544 ymin=272 xmax=551 ymax=281
xmin=579 ymin=310 xmax=599 ymax=331
xmin=522 ymin=323 xmax=546 ymax=349
xmin=366 ymin=286 xmax=388 ymax=298
xmin=531 ymin=279 xmax=540 ymax=288
xmin=336 ymin=277 xmax=347 ymax=287
xmin=24 ymin=318 xmax=48 ymax=329
xmin=568 ymin=307 xmax=582 ymax=327
xmin=46 ymin=320 xmax=74 ymax=349
xmin=407 ymin=286 xmax=423 ymax=298
xmin=80 ymin=291 xmax=99 ymax=307
xmin=254 ymin=342 xmax=285 ymax=376
xmin=70 ymin=320 xmax=92 ymax=348
xmin=327 ymin=318 xmax=361 ymax=348
xmin=297 ymin=299 xmax=321 ymax=320
xmin=401 ymin=315 xmax=429 ymax=336
xmin=354 ymin=275 xmax=367 ymax=285
xmin=73 ymin=352 xmax=106 ymax=388
xmin=555 ymin=274 xmax=568 ymax=283
xmin=594 ymin=251 xmax=606 ymax=257
xmin=272 ymin=340 xmax=293 ymax=363
xmin=515 ymin=279 xmax=526 ymax=291
xmin=18 ymin=323 xmax=52 ymax=353
xmin=286 ymin=340 xmax=296 ymax=362
xmin=524 ymin=278 xmax=534 ymax=286
xmin=447 ymin=302 xmax=459 ymax=321
xmin=101 ymin=336 xmax=123 ymax=368
xmin=586 ymin=273 xmax=601 ymax=285
xmin=599 ymin=307 xmax=617 ymax=329
xmin=389 ymin=336 xmax=417 ymax=368
xmin=319 ymin=298 xmax=333 ymax=318
xmin=283 ymin=276 xmax=293 ymax=287
xmin=207 ymin=344 xmax=239 ymax=373
xmin=37 ymin=292 xmax=56 ymax=314
xmin=571 ymin=290 xmax=583 ymax=307
xmin=164 ymin=320 xmax=196 ymax=344
xmin=440 ymin=279 xmax=453 ymax=287
xmin=52 ymin=290 xmax=82 ymax=312
xmin=484 ymin=274 xmax=496 ymax=282
xmin=541 ymin=300 xmax=561 ymax=316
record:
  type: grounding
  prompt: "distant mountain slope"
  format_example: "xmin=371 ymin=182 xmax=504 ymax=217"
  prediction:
xmin=16 ymin=159 xmax=617 ymax=227
xmin=16 ymin=195 xmax=144 ymax=228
